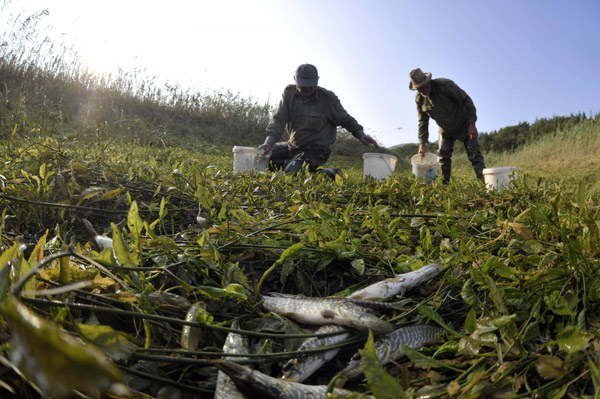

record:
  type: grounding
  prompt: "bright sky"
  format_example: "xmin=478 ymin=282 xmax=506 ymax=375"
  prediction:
xmin=8 ymin=0 xmax=600 ymax=147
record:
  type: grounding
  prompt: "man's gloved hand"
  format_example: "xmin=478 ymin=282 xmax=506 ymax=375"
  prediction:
xmin=360 ymin=135 xmax=378 ymax=148
xmin=258 ymin=143 xmax=272 ymax=154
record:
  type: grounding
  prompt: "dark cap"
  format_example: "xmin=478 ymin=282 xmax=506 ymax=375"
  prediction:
xmin=295 ymin=64 xmax=319 ymax=86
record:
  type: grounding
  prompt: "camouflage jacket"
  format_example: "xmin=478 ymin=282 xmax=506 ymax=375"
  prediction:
xmin=265 ymin=85 xmax=365 ymax=148
xmin=415 ymin=78 xmax=477 ymax=144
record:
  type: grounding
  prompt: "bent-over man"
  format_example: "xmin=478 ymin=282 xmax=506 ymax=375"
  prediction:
xmin=259 ymin=64 xmax=377 ymax=174
xmin=409 ymin=68 xmax=485 ymax=183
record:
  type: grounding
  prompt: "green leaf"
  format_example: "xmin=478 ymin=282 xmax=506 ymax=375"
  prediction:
xmin=351 ymin=258 xmax=365 ymax=275
xmin=127 ymin=200 xmax=144 ymax=246
xmin=27 ymin=230 xmax=48 ymax=265
xmin=481 ymin=256 xmax=499 ymax=275
xmin=465 ymin=308 xmax=477 ymax=333
xmin=111 ymin=223 xmax=139 ymax=268
xmin=522 ymin=240 xmax=544 ymax=254
xmin=225 ymin=283 xmax=248 ymax=301
xmin=58 ymin=243 xmax=71 ymax=285
xmin=461 ymin=278 xmax=478 ymax=306
xmin=0 ymin=296 xmax=121 ymax=397
xmin=0 ymin=243 xmax=21 ymax=300
xmin=555 ymin=325 xmax=594 ymax=354
xmin=77 ymin=324 xmax=138 ymax=361
xmin=98 ymin=187 xmax=122 ymax=201
xmin=404 ymin=345 xmax=462 ymax=371
xmin=196 ymin=285 xmax=246 ymax=301
xmin=417 ymin=304 xmax=451 ymax=331
xmin=361 ymin=331 xmax=407 ymax=399
xmin=496 ymin=265 xmax=517 ymax=279
xmin=588 ymin=279 xmax=600 ymax=302
xmin=547 ymin=385 xmax=569 ymax=399
xmin=254 ymin=243 xmax=304 ymax=300
xmin=536 ymin=355 xmax=567 ymax=379
xmin=90 ymin=247 xmax=119 ymax=267
xmin=433 ymin=341 xmax=458 ymax=357
xmin=485 ymin=276 xmax=508 ymax=314
xmin=544 ymin=291 xmax=578 ymax=316
xmin=492 ymin=314 xmax=517 ymax=328
xmin=0 ymin=262 xmax=12 ymax=302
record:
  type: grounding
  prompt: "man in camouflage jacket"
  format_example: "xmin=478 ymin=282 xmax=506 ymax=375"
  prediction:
xmin=409 ymin=68 xmax=486 ymax=183
xmin=259 ymin=64 xmax=377 ymax=174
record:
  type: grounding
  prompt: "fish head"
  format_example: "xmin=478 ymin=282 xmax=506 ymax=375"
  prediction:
xmin=213 ymin=360 xmax=280 ymax=398
xmin=280 ymin=358 xmax=303 ymax=381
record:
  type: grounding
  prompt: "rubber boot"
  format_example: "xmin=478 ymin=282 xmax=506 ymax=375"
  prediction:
xmin=317 ymin=168 xmax=342 ymax=180
xmin=441 ymin=164 xmax=452 ymax=185
xmin=475 ymin=169 xmax=484 ymax=183
xmin=283 ymin=159 xmax=303 ymax=174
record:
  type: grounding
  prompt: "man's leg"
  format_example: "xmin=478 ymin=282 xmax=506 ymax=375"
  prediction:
xmin=269 ymin=142 xmax=293 ymax=171
xmin=284 ymin=145 xmax=331 ymax=174
xmin=438 ymin=133 xmax=454 ymax=184
xmin=463 ymin=136 xmax=486 ymax=182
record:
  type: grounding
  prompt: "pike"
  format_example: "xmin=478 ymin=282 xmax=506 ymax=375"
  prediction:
xmin=213 ymin=359 xmax=374 ymax=399
xmin=340 ymin=324 xmax=444 ymax=380
xmin=348 ymin=263 xmax=442 ymax=301
xmin=281 ymin=324 xmax=350 ymax=382
xmin=214 ymin=321 xmax=250 ymax=399
xmin=261 ymin=293 xmax=394 ymax=334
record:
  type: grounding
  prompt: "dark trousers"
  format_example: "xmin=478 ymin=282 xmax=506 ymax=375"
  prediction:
xmin=269 ymin=142 xmax=331 ymax=174
xmin=438 ymin=133 xmax=485 ymax=182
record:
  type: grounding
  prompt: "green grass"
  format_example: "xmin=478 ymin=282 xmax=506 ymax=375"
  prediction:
xmin=448 ymin=116 xmax=600 ymax=190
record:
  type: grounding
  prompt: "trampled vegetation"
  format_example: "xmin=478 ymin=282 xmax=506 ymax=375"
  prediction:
xmin=1 ymin=5 xmax=600 ymax=399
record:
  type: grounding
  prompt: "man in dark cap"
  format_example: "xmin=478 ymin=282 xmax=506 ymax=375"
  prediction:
xmin=258 ymin=64 xmax=378 ymax=174
xmin=409 ymin=68 xmax=486 ymax=183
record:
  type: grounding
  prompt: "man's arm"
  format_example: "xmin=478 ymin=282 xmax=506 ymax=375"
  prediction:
xmin=327 ymin=91 xmax=365 ymax=140
xmin=445 ymin=80 xmax=477 ymax=125
xmin=417 ymin=98 xmax=430 ymax=155
xmin=260 ymin=87 xmax=292 ymax=153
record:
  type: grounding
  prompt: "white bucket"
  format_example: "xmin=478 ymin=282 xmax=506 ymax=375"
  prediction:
xmin=363 ymin=153 xmax=398 ymax=180
xmin=483 ymin=167 xmax=518 ymax=192
xmin=411 ymin=153 xmax=439 ymax=183
xmin=232 ymin=146 xmax=270 ymax=173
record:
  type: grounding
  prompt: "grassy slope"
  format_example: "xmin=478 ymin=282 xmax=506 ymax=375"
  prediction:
xmin=442 ymin=116 xmax=600 ymax=191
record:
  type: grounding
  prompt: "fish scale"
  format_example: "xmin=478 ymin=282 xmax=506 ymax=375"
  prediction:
xmin=281 ymin=324 xmax=350 ymax=382
xmin=348 ymin=262 xmax=442 ymax=301
xmin=214 ymin=321 xmax=249 ymax=399
xmin=214 ymin=359 xmax=374 ymax=399
xmin=341 ymin=324 xmax=444 ymax=379
xmin=261 ymin=293 xmax=393 ymax=334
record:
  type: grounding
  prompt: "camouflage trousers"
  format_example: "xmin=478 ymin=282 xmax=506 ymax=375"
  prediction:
xmin=438 ymin=133 xmax=486 ymax=182
xmin=269 ymin=142 xmax=331 ymax=174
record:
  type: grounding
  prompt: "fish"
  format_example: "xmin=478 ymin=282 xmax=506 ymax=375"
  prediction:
xmin=348 ymin=263 xmax=442 ymax=301
xmin=261 ymin=293 xmax=393 ymax=334
xmin=280 ymin=324 xmax=350 ymax=382
xmin=340 ymin=324 xmax=444 ymax=380
xmin=213 ymin=359 xmax=374 ymax=399
xmin=214 ymin=321 xmax=250 ymax=399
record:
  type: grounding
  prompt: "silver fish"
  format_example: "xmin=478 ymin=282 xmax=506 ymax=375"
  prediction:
xmin=214 ymin=321 xmax=250 ymax=399
xmin=181 ymin=303 xmax=204 ymax=351
xmin=348 ymin=263 xmax=442 ymax=301
xmin=214 ymin=359 xmax=373 ymax=399
xmin=262 ymin=293 xmax=393 ymax=334
xmin=281 ymin=324 xmax=350 ymax=382
xmin=341 ymin=324 xmax=444 ymax=379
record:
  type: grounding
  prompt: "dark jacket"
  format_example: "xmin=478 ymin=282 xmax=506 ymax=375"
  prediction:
xmin=265 ymin=85 xmax=365 ymax=148
xmin=415 ymin=78 xmax=477 ymax=144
